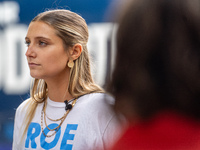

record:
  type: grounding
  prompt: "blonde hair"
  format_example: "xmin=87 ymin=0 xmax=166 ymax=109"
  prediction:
xmin=22 ymin=9 xmax=104 ymax=138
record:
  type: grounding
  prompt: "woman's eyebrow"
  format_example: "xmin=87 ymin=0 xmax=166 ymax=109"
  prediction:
xmin=25 ymin=36 xmax=52 ymax=42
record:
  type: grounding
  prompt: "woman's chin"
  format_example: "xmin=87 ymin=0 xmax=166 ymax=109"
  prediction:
xmin=30 ymin=73 xmax=43 ymax=79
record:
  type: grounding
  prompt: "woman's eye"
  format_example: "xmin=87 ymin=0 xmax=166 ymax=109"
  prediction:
xmin=39 ymin=41 xmax=47 ymax=46
xmin=25 ymin=41 xmax=30 ymax=47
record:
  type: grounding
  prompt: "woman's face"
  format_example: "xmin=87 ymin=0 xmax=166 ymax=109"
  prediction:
xmin=25 ymin=21 xmax=70 ymax=80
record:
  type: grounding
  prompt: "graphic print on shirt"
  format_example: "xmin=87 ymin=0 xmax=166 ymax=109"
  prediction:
xmin=25 ymin=122 xmax=78 ymax=149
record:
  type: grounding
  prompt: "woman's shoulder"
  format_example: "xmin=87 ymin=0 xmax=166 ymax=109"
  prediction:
xmin=82 ymin=92 xmax=114 ymax=102
xmin=78 ymin=92 xmax=115 ymax=106
xmin=75 ymin=93 xmax=115 ymax=116
xmin=16 ymin=98 xmax=33 ymax=113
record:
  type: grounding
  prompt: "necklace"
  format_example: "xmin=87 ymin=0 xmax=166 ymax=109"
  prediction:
xmin=41 ymin=98 xmax=77 ymax=137
xmin=43 ymin=98 xmax=75 ymax=122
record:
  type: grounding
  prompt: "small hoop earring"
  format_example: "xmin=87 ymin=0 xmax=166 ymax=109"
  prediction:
xmin=68 ymin=59 xmax=74 ymax=68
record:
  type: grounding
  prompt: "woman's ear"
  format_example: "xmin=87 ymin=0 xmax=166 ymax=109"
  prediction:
xmin=69 ymin=43 xmax=82 ymax=60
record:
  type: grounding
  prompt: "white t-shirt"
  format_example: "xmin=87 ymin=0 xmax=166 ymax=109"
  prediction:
xmin=12 ymin=93 xmax=122 ymax=150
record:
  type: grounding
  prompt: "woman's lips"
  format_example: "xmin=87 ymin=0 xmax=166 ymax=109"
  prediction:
xmin=28 ymin=63 xmax=40 ymax=67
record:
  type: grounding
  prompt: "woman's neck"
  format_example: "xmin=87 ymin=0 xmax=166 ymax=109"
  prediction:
xmin=45 ymin=78 xmax=73 ymax=102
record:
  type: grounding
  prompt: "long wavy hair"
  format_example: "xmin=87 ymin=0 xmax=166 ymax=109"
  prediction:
xmin=22 ymin=9 xmax=104 ymax=138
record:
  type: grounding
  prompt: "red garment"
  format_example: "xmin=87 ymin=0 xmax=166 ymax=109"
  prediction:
xmin=111 ymin=112 xmax=200 ymax=150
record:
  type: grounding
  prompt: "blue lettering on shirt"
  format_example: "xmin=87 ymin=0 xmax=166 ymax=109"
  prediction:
xmin=25 ymin=122 xmax=41 ymax=148
xmin=60 ymin=124 xmax=78 ymax=150
xmin=25 ymin=122 xmax=78 ymax=149
xmin=40 ymin=123 xmax=61 ymax=149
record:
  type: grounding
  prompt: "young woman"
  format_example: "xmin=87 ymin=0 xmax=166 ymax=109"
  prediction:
xmin=110 ymin=0 xmax=200 ymax=149
xmin=12 ymin=9 xmax=121 ymax=150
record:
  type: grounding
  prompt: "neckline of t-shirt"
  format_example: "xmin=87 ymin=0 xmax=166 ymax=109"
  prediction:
xmin=46 ymin=92 xmax=101 ymax=107
xmin=46 ymin=95 xmax=83 ymax=107
xmin=46 ymin=97 xmax=76 ymax=108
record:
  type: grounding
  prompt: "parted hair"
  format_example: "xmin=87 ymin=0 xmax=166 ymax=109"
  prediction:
xmin=110 ymin=0 xmax=200 ymax=121
xmin=22 ymin=9 xmax=104 ymax=138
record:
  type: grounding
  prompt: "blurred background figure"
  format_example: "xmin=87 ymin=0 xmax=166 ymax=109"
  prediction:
xmin=109 ymin=0 xmax=200 ymax=149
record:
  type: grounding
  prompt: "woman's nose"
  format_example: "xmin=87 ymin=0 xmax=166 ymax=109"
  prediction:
xmin=25 ymin=46 xmax=36 ymax=58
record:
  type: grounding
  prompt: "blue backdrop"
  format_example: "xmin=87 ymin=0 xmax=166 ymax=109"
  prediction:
xmin=0 ymin=0 xmax=115 ymax=149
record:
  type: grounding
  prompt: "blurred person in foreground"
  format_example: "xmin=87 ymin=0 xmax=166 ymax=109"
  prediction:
xmin=109 ymin=0 xmax=200 ymax=149
xmin=12 ymin=9 xmax=122 ymax=150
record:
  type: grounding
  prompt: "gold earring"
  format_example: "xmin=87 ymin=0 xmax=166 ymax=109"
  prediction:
xmin=68 ymin=59 xmax=74 ymax=68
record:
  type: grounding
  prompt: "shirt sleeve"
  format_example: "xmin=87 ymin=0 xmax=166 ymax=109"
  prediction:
xmin=102 ymin=113 xmax=125 ymax=150
xmin=12 ymin=106 xmax=21 ymax=150
xmin=12 ymin=99 xmax=30 ymax=150
xmin=100 ymin=94 xmax=126 ymax=150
